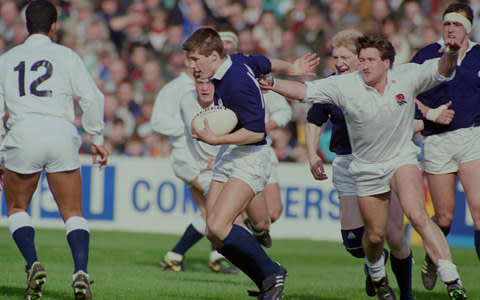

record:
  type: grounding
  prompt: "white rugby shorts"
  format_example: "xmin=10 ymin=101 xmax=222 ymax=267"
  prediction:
xmin=1 ymin=117 xmax=81 ymax=174
xmin=197 ymin=168 xmax=212 ymax=195
xmin=423 ymin=126 xmax=480 ymax=174
xmin=169 ymin=145 xmax=201 ymax=184
xmin=266 ymin=146 xmax=279 ymax=184
xmin=332 ymin=154 xmax=357 ymax=198
xmin=349 ymin=146 xmax=420 ymax=197
xmin=213 ymin=144 xmax=270 ymax=194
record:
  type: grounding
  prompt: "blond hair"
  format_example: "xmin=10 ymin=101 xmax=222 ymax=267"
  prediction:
xmin=330 ymin=29 xmax=363 ymax=54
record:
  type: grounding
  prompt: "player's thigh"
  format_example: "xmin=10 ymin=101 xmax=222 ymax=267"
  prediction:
xmin=385 ymin=191 xmax=409 ymax=256
xmin=4 ymin=169 xmax=41 ymax=215
xmin=391 ymin=164 xmax=429 ymax=226
xmin=206 ymin=180 xmax=224 ymax=215
xmin=459 ymin=158 xmax=480 ymax=226
xmin=189 ymin=184 xmax=207 ymax=218
xmin=339 ymin=195 xmax=363 ymax=230
xmin=426 ymin=172 xmax=457 ymax=220
xmin=46 ymin=169 xmax=82 ymax=221
xmin=208 ymin=177 xmax=255 ymax=238
xmin=358 ymin=193 xmax=389 ymax=241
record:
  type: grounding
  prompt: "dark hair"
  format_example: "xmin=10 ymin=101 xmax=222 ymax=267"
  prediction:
xmin=443 ymin=2 xmax=473 ymax=24
xmin=182 ymin=27 xmax=226 ymax=58
xmin=25 ymin=0 xmax=58 ymax=34
xmin=357 ymin=35 xmax=395 ymax=67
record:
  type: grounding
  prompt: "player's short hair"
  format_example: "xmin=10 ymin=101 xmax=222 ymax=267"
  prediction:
xmin=25 ymin=0 xmax=58 ymax=34
xmin=357 ymin=35 xmax=395 ymax=67
xmin=443 ymin=2 xmax=473 ymax=24
xmin=331 ymin=29 xmax=362 ymax=54
xmin=182 ymin=27 xmax=226 ymax=58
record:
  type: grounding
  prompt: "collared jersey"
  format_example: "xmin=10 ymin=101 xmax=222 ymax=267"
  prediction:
xmin=305 ymin=58 xmax=452 ymax=163
xmin=211 ymin=53 xmax=272 ymax=145
xmin=412 ymin=40 xmax=480 ymax=136
xmin=150 ymin=72 xmax=195 ymax=149
xmin=179 ymin=90 xmax=219 ymax=166
xmin=0 ymin=34 xmax=104 ymax=145
xmin=307 ymin=103 xmax=352 ymax=155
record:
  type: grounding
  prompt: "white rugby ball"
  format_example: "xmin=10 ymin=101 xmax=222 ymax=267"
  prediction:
xmin=192 ymin=106 xmax=238 ymax=136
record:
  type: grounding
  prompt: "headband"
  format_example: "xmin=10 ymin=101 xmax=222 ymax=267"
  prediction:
xmin=219 ymin=31 xmax=239 ymax=48
xmin=443 ymin=12 xmax=472 ymax=34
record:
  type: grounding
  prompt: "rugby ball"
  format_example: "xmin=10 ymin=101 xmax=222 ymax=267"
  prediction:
xmin=192 ymin=106 xmax=238 ymax=136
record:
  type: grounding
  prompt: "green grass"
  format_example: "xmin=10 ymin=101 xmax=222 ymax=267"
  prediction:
xmin=0 ymin=227 xmax=478 ymax=299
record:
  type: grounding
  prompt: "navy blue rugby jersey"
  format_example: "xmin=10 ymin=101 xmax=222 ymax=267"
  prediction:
xmin=211 ymin=53 xmax=272 ymax=145
xmin=411 ymin=41 xmax=480 ymax=136
xmin=307 ymin=103 xmax=352 ymax=155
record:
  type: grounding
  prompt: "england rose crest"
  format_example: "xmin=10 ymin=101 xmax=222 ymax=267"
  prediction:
xmin=395 ymin=93 xmax=406 ymax=106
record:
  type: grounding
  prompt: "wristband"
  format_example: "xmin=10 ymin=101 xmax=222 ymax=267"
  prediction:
xmin=426 ymin=104 xmax=448 ymax=121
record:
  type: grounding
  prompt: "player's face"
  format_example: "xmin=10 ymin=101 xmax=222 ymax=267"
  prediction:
xmin=186 ymin=50 xmax=216 ymax=79
xmin=222 ymin=40 xmax=237 ymax=55
xmin=332 ymin=46 xmax=359 ymax=74
xmin=443 ymin=14 xmax=468 ymax=46
xmin=359 ymin=47 xmax=390 ymax=87
xmin=195 ymin=78 xmax=214 ymax=108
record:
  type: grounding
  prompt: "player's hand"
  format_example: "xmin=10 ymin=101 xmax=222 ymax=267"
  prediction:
xmin=309 ymin=158 xmax=328 ymax=181
xmin=204 ymin=156 xmax=216 ymax=170
xmin=91 ymin=144 xmax=109 ymax=170
xmin=441 ymin=38 xmax=461 ymax=54
xmin=434 ymin=101 xmax=454 ymax=124
xmin=192 ymin=118 xmax=219 ymax=145
xmin=290 ymin=53 xmax=320 ymax=78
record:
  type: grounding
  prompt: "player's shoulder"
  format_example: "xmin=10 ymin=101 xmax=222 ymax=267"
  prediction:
xmin=411 ymin=42 xmax=442 ymax=63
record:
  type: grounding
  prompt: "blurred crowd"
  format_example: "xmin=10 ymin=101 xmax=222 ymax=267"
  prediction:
xmin=0 ymin=0 xmax=478 ymax=162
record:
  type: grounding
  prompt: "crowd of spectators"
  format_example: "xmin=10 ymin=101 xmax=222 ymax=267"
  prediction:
xmin=1 ymin=0 xmax=478 ymax=162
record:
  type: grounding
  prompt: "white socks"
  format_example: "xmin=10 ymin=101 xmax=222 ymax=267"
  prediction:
xmin=366 ymin=252 xmax=386 ymax=282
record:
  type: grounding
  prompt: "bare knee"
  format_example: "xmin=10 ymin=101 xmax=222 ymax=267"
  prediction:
xmin=432 ymin=212 xmax=454 ymax=228
xmin=365 ymin=229 xmax=385 ymax=245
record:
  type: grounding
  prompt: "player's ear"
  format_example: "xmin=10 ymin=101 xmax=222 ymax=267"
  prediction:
xmin=48 ymin=22 xmax=57 ymax=38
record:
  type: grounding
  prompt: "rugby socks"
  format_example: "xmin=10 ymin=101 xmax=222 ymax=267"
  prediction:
xmin=66 ymin=216 xmax=90 ymax=273
xmin=440 ymin=226 xmax=451 ymax=236
xmin=365 ymin=252 xmax=386 ymax=282
xmin=219 ymin=224 xmax=280 ymax=288
xmin=475 ymin=230 xmax=480 ymax=260
xmin=437 ymin=259 xmax=460 ymax=283
xmin=172 ymin=223 xmax=204 ymax=255
xmin=8 ymin=212 xmax=38 ymax=269
xmin=391 ymin=251 xmax=413 ymax=300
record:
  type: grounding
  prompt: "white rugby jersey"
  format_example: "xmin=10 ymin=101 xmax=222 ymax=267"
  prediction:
xmin=0 ymin=34 xmax=104 ymax=145
xmin=179 ymin=90 xmax=219 ymax=168
xmin=150 ymin=72 xmax=195 ymax=150
xmin=305 ymin=58 xmax=453 ymax=163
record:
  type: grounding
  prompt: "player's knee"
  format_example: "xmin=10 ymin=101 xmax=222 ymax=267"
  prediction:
xmin=433 ymin=213 xmax=454 ymax=228
xmin=406 ymin=210 xmax=429 ymax=231
xmin=342 ymin=227 xmax=365 ymax=258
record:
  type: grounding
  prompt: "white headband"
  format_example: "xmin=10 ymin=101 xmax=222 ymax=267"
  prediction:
xmin=219 ymin=31 xmax=239 ymax=48
xmin=443 ymin=12 xmax=472 ymax=34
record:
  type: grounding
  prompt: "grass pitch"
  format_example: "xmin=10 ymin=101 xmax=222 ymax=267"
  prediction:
xmin=0 ymin=227 xmax=478 ymax=299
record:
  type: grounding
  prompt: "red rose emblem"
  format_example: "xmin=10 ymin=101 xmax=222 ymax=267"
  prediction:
xmin=395 ymin=93 xmax=406 ymax=105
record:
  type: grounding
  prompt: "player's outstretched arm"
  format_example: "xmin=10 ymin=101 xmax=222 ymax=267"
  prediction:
xmin=91 ymin=144 xmax=109 ymax=170
xmin=259 ymin=78 xmax=308 ymax=101
xmin=269 ymin=53 xmax=320 ymax=78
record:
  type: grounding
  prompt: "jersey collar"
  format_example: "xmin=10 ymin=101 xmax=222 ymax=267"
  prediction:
xmin=211 ymin=55 xmax=232 ymax=81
